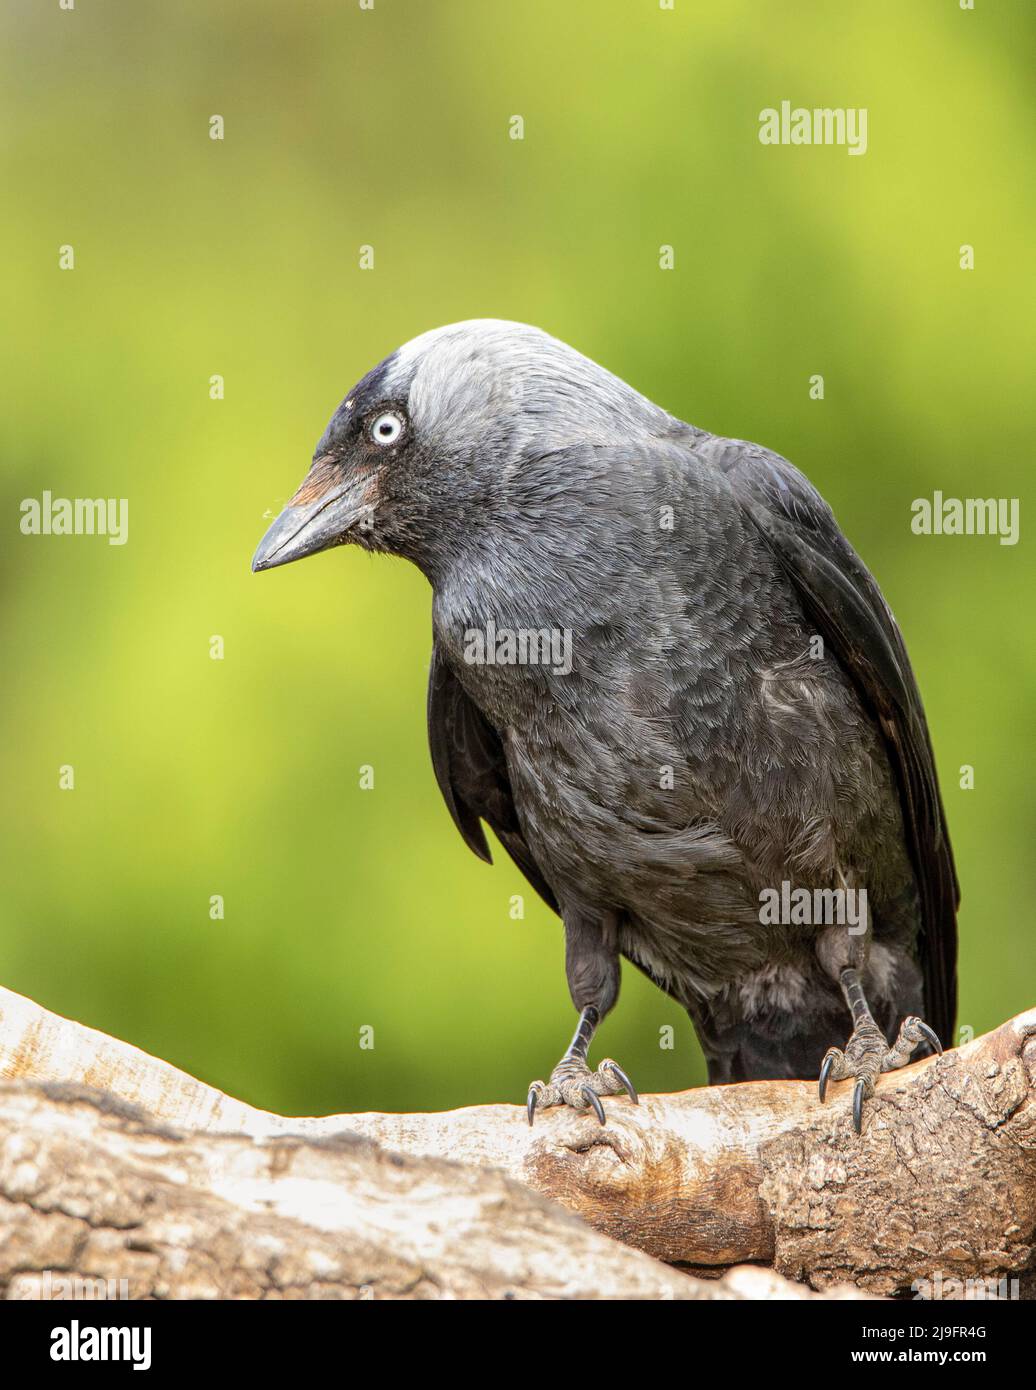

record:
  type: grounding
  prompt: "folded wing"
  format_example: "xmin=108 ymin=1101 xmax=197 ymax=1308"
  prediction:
xmin=707 ymin=436 xmax=959 ymax=1045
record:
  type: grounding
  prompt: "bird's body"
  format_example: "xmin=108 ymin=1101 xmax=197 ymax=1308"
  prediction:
xmin=254 ymin=320 xmax=957 ymax=1120
xmin=430 ymin=430 xmax=924 ymax=1082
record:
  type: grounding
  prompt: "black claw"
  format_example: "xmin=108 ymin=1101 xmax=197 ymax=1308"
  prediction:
xmin=527 ymin=1088 xmax=538 ymax=1127
xmin=582 ymin=1086 xmax=606 ymax=1125
xmin=608 ymin=1063 xmax=639 ymax=1105
xmin=853 ymin=1078 xmax=866 ymax=1134
xmin=918 ymin=1021 xmax=943 ymax=1056
xmin=819 ymin=1053 xmax=834 ymax=1103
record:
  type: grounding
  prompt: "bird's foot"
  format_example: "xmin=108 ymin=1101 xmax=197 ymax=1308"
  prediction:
xmin=819 ymin=1016 xmax=942 ymax=1133
xmin=527 ymin=1057 xmax=638 ymax=1126
xmin=881 ymin=1014 xmax=943 ymax=1071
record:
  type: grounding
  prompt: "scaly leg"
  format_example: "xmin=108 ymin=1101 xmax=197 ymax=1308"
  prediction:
xmin=527 ymin=911 xmax=638 ymax=1125
xmin=819 ymin=966 xmax=942 ymax=1133
xmin=527 ymin=1005 xmax=638 ymax=1124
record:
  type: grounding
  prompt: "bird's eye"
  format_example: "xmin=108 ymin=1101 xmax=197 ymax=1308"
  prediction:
xmin=370 ymin=411 xmax=404 ymax=447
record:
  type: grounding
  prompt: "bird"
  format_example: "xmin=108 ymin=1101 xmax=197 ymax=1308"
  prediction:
xmin=252 ymin=319 xmax=958 ymax=1133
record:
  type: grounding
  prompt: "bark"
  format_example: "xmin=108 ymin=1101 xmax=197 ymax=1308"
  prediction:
xmin=2 ymin=985 xmax=1033 ymax=1296
xmin=0 ymin=1081 xmax=750 ymax=1301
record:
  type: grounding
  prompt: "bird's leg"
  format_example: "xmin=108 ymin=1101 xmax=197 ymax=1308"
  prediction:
xmin=819 ymin=966 xmax=942 ymax=1133
xmin=527 ymin=912 xmax=638 ymax=1125
xmin=818 ymin=968 xmax=888 ymax=1132
xmin=526 ymin=1005 xmax=637 ymax=1125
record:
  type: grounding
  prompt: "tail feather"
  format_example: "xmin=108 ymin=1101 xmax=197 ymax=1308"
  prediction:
xmin=699 ymin=1013 xmax=842 ymax=1084
xmin=693 ymin=983 xmax=927 ymax=1085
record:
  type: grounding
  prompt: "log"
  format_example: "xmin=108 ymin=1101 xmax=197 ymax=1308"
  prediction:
xmin=2 ymin=985 xmax=1033 ymax=1295
xmin=0 ymin=1080 xmax=767 ymax=1301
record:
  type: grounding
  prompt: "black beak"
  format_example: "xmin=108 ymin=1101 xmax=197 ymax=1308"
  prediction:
xmin=252 ymin=460 xmax=373 ymax=572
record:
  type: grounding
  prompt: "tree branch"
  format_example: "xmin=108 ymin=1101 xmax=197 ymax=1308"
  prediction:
xmin=2 ymin=986 xmax=1033 ymax=1296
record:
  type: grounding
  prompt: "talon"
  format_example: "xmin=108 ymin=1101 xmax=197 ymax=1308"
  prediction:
xmin=917 ymin=1021 xmax=943 ymax=1055
xmin=526 ymin=1086 xmax=539 ymax=1126
xmin=582 ymin=1086 xmax=606 ymax=1125
xmin=819 ymin=1052 xmax=835 ymax=1103
xmin=605 ymin=1061 xmax=639 ymax=1104
xmin=853 ymin=1078 xmax=866 ymax=1133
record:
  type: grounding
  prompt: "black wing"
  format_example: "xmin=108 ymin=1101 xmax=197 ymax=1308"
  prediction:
xmin=427 ymin=643 xmax=559 ymax=913
xmin=710 ymin=437 xmax=959 ymax=1046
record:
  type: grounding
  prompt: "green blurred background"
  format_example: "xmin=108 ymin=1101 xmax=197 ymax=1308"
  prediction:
xmin=2 ymin=0 xmax=1033 ymax=1116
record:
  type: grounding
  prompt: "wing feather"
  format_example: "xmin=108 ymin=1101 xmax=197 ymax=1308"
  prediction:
xmin=710 ymin=439 xmax=958 ymax=1044
xmin=427 ymin=644 xmax=559 ymax=913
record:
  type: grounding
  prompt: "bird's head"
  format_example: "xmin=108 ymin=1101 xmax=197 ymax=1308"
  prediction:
xmin=251 ymin=319 xmax=674 ymax=580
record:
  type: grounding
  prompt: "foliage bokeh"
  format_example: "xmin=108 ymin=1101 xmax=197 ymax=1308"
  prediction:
xmin=2 ymin=0 xmax=1033 ymax=1114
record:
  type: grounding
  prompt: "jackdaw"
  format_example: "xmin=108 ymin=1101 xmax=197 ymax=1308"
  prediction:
xmin=252 ymin=320 xmax=958 ymax=1132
